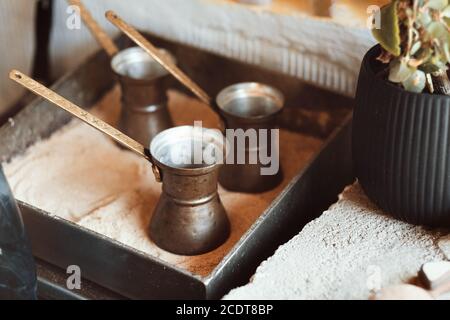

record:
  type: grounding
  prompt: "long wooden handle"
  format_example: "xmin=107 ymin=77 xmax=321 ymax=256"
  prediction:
xmin=105 ymin=10 xmax=212 ymax=105
xmin=69 ymin=0 xmax=119 ymax=57
xmin=8 ymin=70 xmax=163 ymax=180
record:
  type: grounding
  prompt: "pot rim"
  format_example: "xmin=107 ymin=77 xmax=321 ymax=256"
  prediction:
xmin=150 ymin=126 xmax=226 ymax=176
xmin=111 ymin=46 xmax=176 ymax=84
xmin=364 ymin=45 xmax=450 ymax=100
xmin=215 ymin=82 xmax=285 ymax=122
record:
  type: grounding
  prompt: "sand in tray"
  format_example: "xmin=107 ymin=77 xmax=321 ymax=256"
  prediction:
xmin=3 ymin=86 xmax=323 ymax=277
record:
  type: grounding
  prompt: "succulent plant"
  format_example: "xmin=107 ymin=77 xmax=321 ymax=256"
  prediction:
xmin=374 ymin=0 xmax=450 ymax=94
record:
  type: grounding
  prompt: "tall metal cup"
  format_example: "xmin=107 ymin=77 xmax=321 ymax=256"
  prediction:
xmin=216 ymin=83 xmax=284 ymax=193
xmin=111 ymin=46 xmax=175 ymax=146
xmin=149 ymin=126 xmax=230 ymax=255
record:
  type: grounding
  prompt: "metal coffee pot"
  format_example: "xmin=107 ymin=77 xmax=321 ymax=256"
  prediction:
xmin=10 ymin=69 xmax=230 ymax=256
xmin=216 ymin=83 xmax=285 ymax=193
xmin=149 ymin=126 xmax=229 ymax=255
xmin=111 ymin=47 xmax=175 ymax=146
xmin=70 ymin=2 xmax=175 ymax=146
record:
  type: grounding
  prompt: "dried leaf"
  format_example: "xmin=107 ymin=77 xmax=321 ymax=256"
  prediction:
xmin=420 ymin=62 xmax=442 ymax=73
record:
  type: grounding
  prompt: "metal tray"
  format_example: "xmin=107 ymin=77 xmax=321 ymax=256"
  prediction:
xmin=0 ymin=34 xmax=354 ymax=299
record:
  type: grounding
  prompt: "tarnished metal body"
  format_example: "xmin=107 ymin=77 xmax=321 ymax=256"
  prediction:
xmin=217 ymin=83 xmax=284 ymax=193
xmin=111 ymin=47 xmax=175 ymax=146
xmin=149 ymin=126 xmax=230 ymax=255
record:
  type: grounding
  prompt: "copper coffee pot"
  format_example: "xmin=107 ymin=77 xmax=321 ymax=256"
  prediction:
xmin=70 ymin=0 xmax=175 ymax=146
xmin=9 ymin=70 xmax=230 ymax=256
xmin=111 ymin=46 xmax=175 ymax=145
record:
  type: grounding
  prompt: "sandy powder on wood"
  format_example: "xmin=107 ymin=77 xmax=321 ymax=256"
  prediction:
xmin=4 ymin=87 xmax=322 ymax=277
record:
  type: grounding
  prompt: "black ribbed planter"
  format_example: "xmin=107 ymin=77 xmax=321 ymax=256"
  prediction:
xmin=353 ymin=45 xmax=450 ymax=227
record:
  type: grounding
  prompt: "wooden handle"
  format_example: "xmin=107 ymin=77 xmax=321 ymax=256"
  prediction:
xmin=9 ymin=70 xmax=162 ymax=181
xmin=69 ymin=0 xmax=119 ymax=57
xmin=105 ymin=10 xmax=212 ymax=105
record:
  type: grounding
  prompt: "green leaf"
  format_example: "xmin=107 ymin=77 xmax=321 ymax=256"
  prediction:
xmin=427 ymin=21 xmax=448 ymax=39
xmin=389 ymin=59 xmax=415 ymax=83
xmin=442 ymin=5 xmax=450 ymax=18
xmin=402 ymin=70 xmax=426 ymax=93
xmin=373 ymin=1 xmax=401 ymax=56
xmin=428 ymin=0 xmax=448 ymax=10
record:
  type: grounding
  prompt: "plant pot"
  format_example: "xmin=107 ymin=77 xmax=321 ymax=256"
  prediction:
xmin=353 ymin=45 xmax=450 ymax=227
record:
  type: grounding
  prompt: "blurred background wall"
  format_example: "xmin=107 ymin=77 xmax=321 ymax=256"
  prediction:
xmin=0 ymin=1 xmax=36 ymax=115
xmin=49 ymin=0 xmax=377 ymax=96
xmin=0 ymin=0 xmax=388 ymax=117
